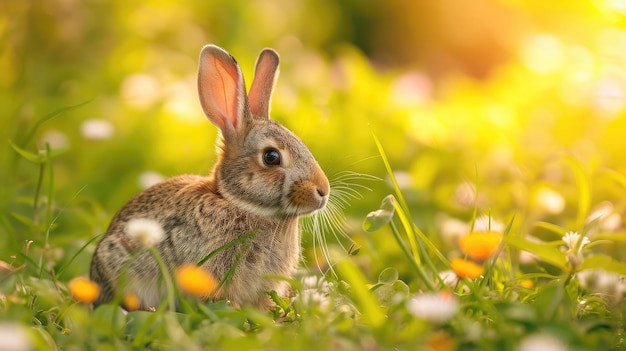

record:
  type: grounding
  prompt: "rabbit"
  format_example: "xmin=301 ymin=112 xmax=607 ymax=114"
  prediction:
xmin=89 ymin=44 xmax=330 ymax=311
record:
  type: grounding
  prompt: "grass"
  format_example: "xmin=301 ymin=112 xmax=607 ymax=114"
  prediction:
xmin=2 ymin=129 xmax=626 ymax=351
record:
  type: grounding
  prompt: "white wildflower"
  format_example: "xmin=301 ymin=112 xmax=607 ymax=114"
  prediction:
xmin=138 ymin=171 xmax=165 ymax=190
xmin=534 ymin=187 xmax=565 ymax=215
xmin=387 ymin=171 xmax=412 ymax=190
xmin=587 ymin=201 xmax=614 ymax=225
xmin=562 ymin=231 xmax=590 ymax=253
xmin=587 ymin=202 xmax=623 ymax=232
xmin=562 ymin=231 xmax=591 ymax=270
xmin=519 ymin=235 xmax=543 ymax=265
xmin=301 ymin=275 xmax=320 ymax=290
xmin=80 ymin=119 xmax=114 ymax=140
xmin=473 ymin=214 xmax=505 ymax=233
xmin=438 ymin=269 xmax=459 ymax=288
xmin=125 ymin=218 xmax=165 ymax=248
xmin=40 ymin=129 xmax=69 ymax=149
xmin=454 ymin=181 xmax=477 ymax=208
xmin=577 ymin=269 xmax=626 ymax=305
xmin=298 ymin=275 xmax=330 ymax=310
xmin=437 ymin=214 xmax=470 ymax=244
xmin=516 ymin=332 xmax=569 ymax=351
xmin=407 ymin=292 xmax=459 ymax=324
xmin=0 ymin=323 xmax=32 ymax=351
xmin=602 ymin=213 xmax=623 ymax=232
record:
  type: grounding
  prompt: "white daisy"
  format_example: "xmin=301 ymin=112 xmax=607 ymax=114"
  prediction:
xmin=80 ymin=119 xmax=114 ymax=140
xmin=0 ymin=323 xmax=32 ymax=351
xmin=562 ymin=231 xmax=590 ymax=252
xmin=406 ymin=292 xmax=459 ymax=324
xmin=438 ymin=269 xmax=460 ymax=288
xmin=516 ymin=332 xmax=569 ymax=351
xmin=577 ymin=269 xmax=626 ymax=305
xmin=298 ymin=275 xmax=331 ymax=310
xmin=138 ymin=171 xmax=165 ymax=190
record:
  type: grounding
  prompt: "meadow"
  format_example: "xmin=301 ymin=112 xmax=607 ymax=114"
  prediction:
xmin=3 ymin=1 xmax=626 ymax=350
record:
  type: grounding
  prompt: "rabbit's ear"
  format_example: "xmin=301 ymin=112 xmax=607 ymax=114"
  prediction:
xmin=198 ymin=45 xmax=247 ymax=137
xmin=248 ymin=49 xmax=279 ymax=119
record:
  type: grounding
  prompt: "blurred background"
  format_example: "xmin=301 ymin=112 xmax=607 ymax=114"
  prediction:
xmin=2 ymin=0 xmax=626 ymax=278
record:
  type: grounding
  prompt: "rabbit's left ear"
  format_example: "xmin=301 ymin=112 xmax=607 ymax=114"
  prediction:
xmin=198 ymin=45 xmax=247 ymax=139
xmin=248 ymin=49 xmax=280 ymax=119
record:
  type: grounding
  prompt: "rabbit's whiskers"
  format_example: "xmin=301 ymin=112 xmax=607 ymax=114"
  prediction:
xmin=303 ymin=171 xmax=379 ymax=276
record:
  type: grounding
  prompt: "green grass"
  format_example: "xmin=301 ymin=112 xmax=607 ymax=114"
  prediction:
xmin=4 ymin=3 xmax=626 ymax=348
xmin=2 ymin=134 xmax=626 ymax=351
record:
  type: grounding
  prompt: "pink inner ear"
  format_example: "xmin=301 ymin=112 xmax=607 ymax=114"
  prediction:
xmin=210 ymin=56 xmax=239 ymax=129
xmin=199 ymin=51 xmax=242 ymax=131
xmin=249 ymin=50 xmax=279 ymax=119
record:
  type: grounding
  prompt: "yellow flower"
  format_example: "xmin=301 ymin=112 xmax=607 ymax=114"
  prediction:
xmin=450 ymin=258 xmax=484 ymax=279
xmin=68 ymin=277 xmax=100 ymax=304
xmin=427 ymin=331 xmax=456 ymax=351
xmin=176 ymin=264 xmax=218 ymax=298
xmin=123 ymin=292 xmax=141 ymax=311
xmin=458 ymin=231 xmax=502 ymax=260
xmin=520 ymin=280 xmax=534 ymax=289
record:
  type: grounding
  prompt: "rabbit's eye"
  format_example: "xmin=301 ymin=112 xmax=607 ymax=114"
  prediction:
xmin=263 ymin=148 xmax=281 ymax=166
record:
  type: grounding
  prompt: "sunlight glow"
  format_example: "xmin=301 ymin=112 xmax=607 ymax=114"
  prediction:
xmin=521 ymin=34 xmax=565 ymax=74
xmin=533 ymin=187 xmax=565 ymax=215
xmin=121 ymin=73 xmax=161 ymax=109
xmin=390 ymin=72 xmax=432 ymax=107
xmin=164 ymin=79 xmax=202 ymax=123
xmin=594 ymin=77 xmax=626 ymax=117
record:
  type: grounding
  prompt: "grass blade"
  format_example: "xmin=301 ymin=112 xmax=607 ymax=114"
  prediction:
xmin=21 ymin=98 xmax=94 ymax=146
xmin=8 ymin=139 xmax=41 ymax=163
xmin=562 ymin=156 xmax=590 ymax=233
xmin=504 ymin=235 xmax=567 ymax=271
xmin=581 ymin=255 xmax=626 ymax=275
xmin=197 ymin=231 xmax=256 ymax=266
xmin=335 ymin=258 xmax=385 ymax=328
xmin=56 ymin=233 xmax=105 ymax=279
xmin=371 ymin=132 xmax=420 ymax=260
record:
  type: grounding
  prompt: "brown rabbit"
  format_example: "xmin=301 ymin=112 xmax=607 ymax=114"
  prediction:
xmin=89 ymin=45 xmax=330 ymax=311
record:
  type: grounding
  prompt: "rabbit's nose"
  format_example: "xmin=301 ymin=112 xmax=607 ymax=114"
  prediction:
xmin=313 ymin=167 xmax=330 ymax=199
xmin=316 ymin=188 xmax=327 ymax=198
xmin=317 ymin=188 xmax=329 ymax=209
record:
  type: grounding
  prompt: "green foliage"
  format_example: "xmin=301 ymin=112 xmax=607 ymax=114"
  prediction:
xmin=504 ymin=235 xmax=568 ymax=270
xmin=4 ymin=1 xmax=626 ymax=350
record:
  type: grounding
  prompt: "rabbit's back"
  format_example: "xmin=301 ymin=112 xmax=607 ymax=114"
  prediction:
xmin=91 ymin=175 xmax=300 ymax=309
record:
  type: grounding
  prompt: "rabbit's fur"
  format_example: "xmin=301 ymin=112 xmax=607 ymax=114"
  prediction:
xmin=90 ymin=45 xmax=330 ymax=311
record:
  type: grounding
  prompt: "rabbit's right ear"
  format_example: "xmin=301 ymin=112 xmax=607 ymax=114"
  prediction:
xmin=248 ymin=49 xmax=280 ymax=119
xmin=198 ymin=45 xmax=247 ymax=139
